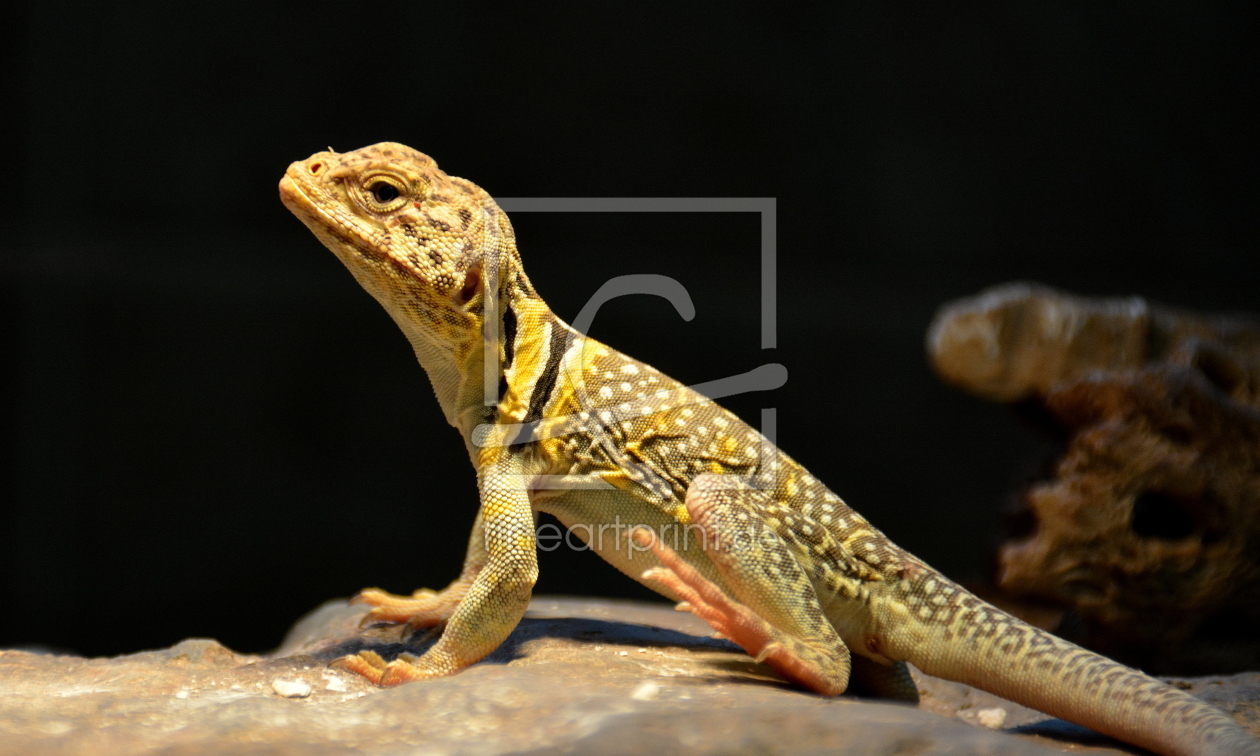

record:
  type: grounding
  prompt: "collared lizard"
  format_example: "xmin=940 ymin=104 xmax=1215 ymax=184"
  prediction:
xmin=279 ymin=142 xmax=1259 ymax=756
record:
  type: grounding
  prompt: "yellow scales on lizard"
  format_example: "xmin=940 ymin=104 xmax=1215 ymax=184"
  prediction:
xmin=279 ymin=142 xmax=1259 ymax=756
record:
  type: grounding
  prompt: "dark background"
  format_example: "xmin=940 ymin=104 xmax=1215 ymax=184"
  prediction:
xmin=2 ymin=3 xmax=1255 ymax=657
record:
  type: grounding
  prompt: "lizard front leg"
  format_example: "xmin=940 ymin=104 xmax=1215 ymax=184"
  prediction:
xmin=637 ymin=474 xmax=852 ymax=696
xmin=335 ymin=456 xmax=538 ymax=686
xmin=351 ymin=508 xmax=488 ymax=630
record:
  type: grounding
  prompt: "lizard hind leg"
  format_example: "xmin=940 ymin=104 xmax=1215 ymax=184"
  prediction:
xmin=634 ymin=475 xmax=852 ymax=697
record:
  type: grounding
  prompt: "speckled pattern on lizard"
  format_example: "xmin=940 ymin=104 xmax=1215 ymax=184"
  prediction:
xmin=278 ymin=142 xmax=1259 ymax=756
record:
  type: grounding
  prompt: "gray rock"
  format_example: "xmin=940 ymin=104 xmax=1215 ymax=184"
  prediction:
xmin=0 ymin=596 xmax=1255 ymax=755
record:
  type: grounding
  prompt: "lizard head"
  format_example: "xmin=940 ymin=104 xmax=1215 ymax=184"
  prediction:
xmin=279 ymin=143 xmax=527 ymax=360
xmin=280 ymin=143 xmax=537 ymax=425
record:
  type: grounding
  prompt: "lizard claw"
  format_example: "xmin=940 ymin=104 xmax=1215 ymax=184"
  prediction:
xmin=348 ymin=588 xmax=382 ymax=606
xmin=378 ymin=654 xmax=431 ymax=686
xmin=754 ymin=641 xmax=785 ymax=664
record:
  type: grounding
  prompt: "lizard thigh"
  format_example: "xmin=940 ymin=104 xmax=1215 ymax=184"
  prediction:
xmin=638 ymin=473 xmax=854 ymax=696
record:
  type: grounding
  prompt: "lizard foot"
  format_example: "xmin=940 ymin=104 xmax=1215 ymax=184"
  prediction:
xmin=350 ymin=587 xmax=456 ymax=629
xmin=331 ymin=650 xmax=436 ymax=686
xmin=633 ymin=528 xmax=846 ymax=696
xmin=330 ymin=649 xmax=388 ymax=684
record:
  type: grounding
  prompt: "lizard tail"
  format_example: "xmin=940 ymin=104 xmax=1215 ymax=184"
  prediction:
xmin=882 ymin=585 xmax=1259 ymax=756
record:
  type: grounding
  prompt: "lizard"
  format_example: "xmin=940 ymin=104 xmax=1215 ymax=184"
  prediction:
xmin=278 ymin=142 xmax=1260 ymax=756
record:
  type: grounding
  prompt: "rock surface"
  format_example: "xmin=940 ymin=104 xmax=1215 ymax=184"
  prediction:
xmin=1 ymin=597 xmax=1257 ymax=755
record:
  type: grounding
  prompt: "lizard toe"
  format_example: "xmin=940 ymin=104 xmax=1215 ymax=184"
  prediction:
xmin=379 ymin=657 xmax=430 ymax=686
xmin=330 ymin=650 xmax=388 ymax=684
xmin=352 ymin=587 xmax=452 ymax=626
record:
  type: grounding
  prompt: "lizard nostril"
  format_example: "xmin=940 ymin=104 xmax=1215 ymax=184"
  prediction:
xmin=308 ymin=162 xmax=324 ymax=175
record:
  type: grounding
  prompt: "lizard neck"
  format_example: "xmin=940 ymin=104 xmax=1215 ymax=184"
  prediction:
xmin=382 ymin=299 xmax=503 ymax=436
xmin=434 ymin=285 xmax=559 ymax=451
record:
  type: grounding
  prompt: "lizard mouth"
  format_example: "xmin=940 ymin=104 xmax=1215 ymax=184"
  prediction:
xmin=278 ymin=169 xmax=320 ymax=225
xmin=278 ymin=165 xmax=324 ymax=219
xmin=279 ymin=163 xmax=386 ymax=259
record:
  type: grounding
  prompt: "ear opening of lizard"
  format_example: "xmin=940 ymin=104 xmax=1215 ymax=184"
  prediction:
xmin=280 ymin=142 xmax=1260 ymax=756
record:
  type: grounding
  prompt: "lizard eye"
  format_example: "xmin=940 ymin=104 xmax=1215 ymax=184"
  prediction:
xmin=370 ymin=181 xmax=399 ymax=203
xmin=361 ymin=175 xmax=408 ymax=211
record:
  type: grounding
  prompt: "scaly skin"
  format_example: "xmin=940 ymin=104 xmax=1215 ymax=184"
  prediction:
xmin=279 ymin=143 xmax=1259 ymax=756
